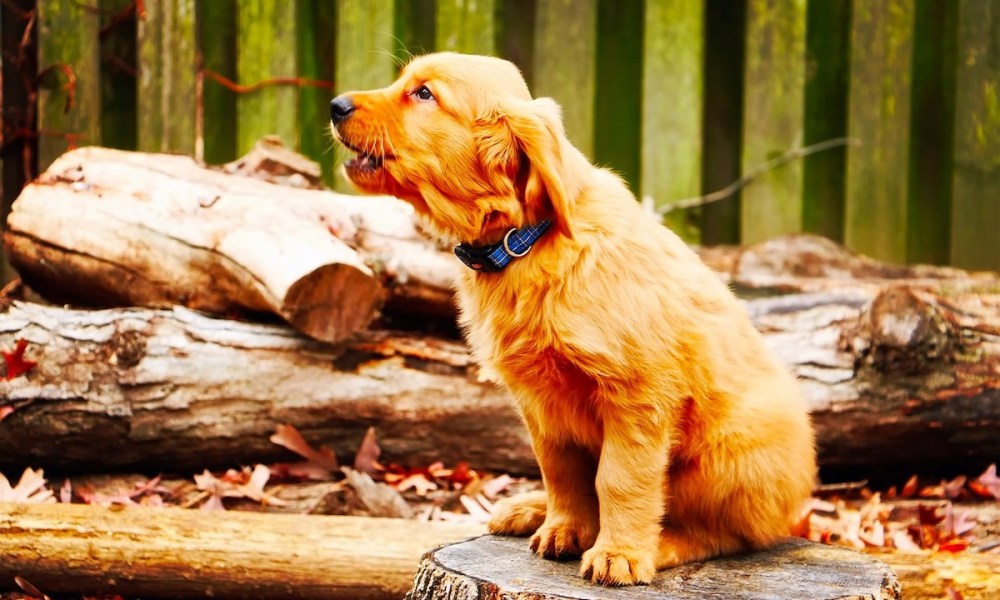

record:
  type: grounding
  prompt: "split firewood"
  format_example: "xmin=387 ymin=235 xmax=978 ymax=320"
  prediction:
xmin=0 ymin=285 xmax=997 ymax=473
xmin=3 ymin=146 xmax=459 ymax=343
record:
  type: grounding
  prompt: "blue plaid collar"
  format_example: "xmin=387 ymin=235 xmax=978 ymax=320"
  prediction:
xmin=454 ymin=220 xmax=552 ymax=272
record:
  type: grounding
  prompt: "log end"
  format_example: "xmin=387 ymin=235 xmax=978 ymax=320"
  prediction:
xmin=406 ymin=535 xmax=900 ymax=600
xmin=284 ymin=263 xmax=387 ymax=343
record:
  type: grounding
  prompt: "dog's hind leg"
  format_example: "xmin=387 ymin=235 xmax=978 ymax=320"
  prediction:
xmin=488 ymin=490 xmax=547 ymax=536
xmin=655 ymin=525 xmax=754 ymax=568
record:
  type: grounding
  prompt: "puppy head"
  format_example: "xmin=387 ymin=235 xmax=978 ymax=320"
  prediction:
xmin=330 ymin=52 xmax=574 ymax=245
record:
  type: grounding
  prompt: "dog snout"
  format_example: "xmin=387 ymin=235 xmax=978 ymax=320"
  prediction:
xmin=330 ymin=95 xmax=355 ymax=125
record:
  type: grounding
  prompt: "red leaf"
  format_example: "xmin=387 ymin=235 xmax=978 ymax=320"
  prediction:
xmin=918 ymin=503 xmax=945 ymax=526
xmin=449 ymin=462 xmax=476 ymax=487
xmin=938 ymin=538 xmax=970 ymax=553
xmin=3 ymin=338 xmax=37 ymax=380
xmin=900 ymin=474 xmax=919 ymax=498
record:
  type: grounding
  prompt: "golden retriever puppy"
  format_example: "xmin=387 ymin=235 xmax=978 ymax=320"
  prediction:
xmin=330 ymin=52 xmax=816 ymax=586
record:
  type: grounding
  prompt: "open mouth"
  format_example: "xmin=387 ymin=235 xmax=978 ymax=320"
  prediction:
xmin=340 ymin=140 xmax=388 ymax=174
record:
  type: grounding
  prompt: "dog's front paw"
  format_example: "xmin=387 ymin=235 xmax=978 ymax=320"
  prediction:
xmin=580 ymin=544 xmax=655 ymax=586
xmin=488 ymin=491 xmax=546 ymax=537
xmin=529 ymin=518 xmax=597 ymax=559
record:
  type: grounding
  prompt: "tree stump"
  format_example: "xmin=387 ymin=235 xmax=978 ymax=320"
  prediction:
xmin=406 ymin=536 xmax=901 ymax=600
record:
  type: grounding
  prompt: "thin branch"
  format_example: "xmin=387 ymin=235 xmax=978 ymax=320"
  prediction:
xmin=35 ymin=63 xmax=77 ymax=113
xmin=202 ymin=69 xmax=334 ymax=94
xmin=657 ymin=137 xmax=861 ymax=215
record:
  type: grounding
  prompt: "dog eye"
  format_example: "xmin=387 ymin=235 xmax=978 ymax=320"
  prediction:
xmin=412 ymin=85 xmax=435 ymax=101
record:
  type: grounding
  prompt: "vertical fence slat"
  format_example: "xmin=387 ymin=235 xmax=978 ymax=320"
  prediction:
xmin=334 ymin=0 xmax=397 ymax=191
xmin=1 ymin=0 xmax=37 ymax=281
xmin=594 ymin=0 xmax=644 ymax=196
xmin=197 ymin=0 xmax=237 ymax=164
xmin=297 ymin=0 xmax=336 ymax=185
xmin=436 ymin=0 xmax=497 ymax=55
xmin=740 ymin=0 xmax=806 ymax=244
xmin=642 ymin=0 xmax=704 ymax=242
xmin=950 ymin=0 xmax=1000 ymax=271
xmin=802 ymin=0 xmax=850 ymax=242
xmin=844 ymin=0 xmax=915 ymax=264
xmin=701 ymin=0 xmax=746 ymax=245
xmin=36 ymin=0 xmax=102 ymax=170
xmin=138 ymin=0 xmax=197 ymax=154
xmin=236 ymin=0 xmax=299 ymax=156
xmin=533 ymin=0 xmax=597 ymax=158
xmin=395 ymin=0 xmax=436 ymax=59
xmin=100 ymin=0 xmax=137 ymax=151
xmin=335 ymin=0 xmax=397 ymax=91
xmin=497 ymin=0 xmax=535 ymax=83
xmin=907 ymin=0 xmax=957 ymax=266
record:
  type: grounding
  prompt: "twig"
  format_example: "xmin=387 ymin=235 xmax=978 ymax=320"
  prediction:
xmin=202 ymin=69 xmax=334 ymax=94
xmin=35 ymin=63 xmax=77 ymax=113
xmin=658 ymin=137 xmax=860 ymax=215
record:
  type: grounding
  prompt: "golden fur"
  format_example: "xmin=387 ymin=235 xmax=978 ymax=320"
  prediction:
xmin=332 ymin=52 xmax=816 ymax=586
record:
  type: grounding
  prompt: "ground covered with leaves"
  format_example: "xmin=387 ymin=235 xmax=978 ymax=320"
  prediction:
xmin=2 ymin=424 xmax=999 ymax=600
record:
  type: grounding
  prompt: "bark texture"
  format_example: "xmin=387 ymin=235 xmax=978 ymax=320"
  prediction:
xmin=405 ymin=535 xmax=901 ymax=600
xmin=0 ymin=285 xmax=997 ymax=474
xmin=3 ymin=146 xmax=459 ymax=343
xmin=0 ymin=501 xmax=483 ymax=600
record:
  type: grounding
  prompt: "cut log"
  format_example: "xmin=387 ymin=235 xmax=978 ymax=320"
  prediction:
xmin=0 ymin=285 xmax=998 ymax=474
xmin=0 ymin=301 xmax=529 ymax=474
xmin=2 ymin=146 xmax=460 ymax=343
xmin=0 ymin=501 xmax=484 ymax=600
xmin=405 ymin=535 xmax=900 ymax=600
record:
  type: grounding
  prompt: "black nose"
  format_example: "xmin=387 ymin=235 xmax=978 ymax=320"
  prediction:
xmin=330 ymin=95 xmax=355 ymax=124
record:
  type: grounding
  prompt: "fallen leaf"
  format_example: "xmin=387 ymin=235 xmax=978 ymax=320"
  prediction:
xmin=459 ymin=494 xmax=493 ymax=523
xmin=891 ymin=530 xmax=925 ymax=553
xmin=900 ymin=475 xmax=919 ymax=498
xmin=59 ymin=479 xmax=72 ymax=503
xmin=938 ymin=538 xmax=970 ymax=553
xmin=354 ymin=426 xmax=384 ymax=476
xmin=0 ymin=468 xmax=54 ymax=504
xmin=3 ymin=338 xmax=37 ymax=380
xmin=0 ymin=406 xmax=14 ymax=421
xmin=394 ymin=473 xmax=438 ymax=496
xmin=480 ymin=474 xmax=513 ymax=499
xmin=14 ymin=576 xmax=51 ymax=600
xmin=973 ymin=464 xmax=1000 ymax=499
xmin=194 ymin=465 xmax=288 ymax=509
xmin=269 ymin=424 xmax=339 ymax=480
xmin=917 ymin=503 xmax=945 ymax=526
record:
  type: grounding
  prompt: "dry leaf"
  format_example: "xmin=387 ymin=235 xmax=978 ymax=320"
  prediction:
xmin=269 ymin=424 xmax=339 ymax=480
xmin=354 ymin=426 xmax=384 ymax=476
xmin=973 ymin=464 xmax=1000 ymax=499
xmin=395 ymin=473 xmax=438 ymax=496
xmin=0 ymin=468 xmax=54 ymax=504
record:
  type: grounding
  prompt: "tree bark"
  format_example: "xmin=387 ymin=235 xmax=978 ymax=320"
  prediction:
xmin=405 ymin=535 xmax=900 ymax=600
xmin=0 ymin=501 xmax=484 ymax=600
xmin=0 ymin=301 xmax=530 ymax=474
xmin=2 ymin=146 xmax=460 ymax=343
xmin=1 ymin=285 xmax=998 ymax=474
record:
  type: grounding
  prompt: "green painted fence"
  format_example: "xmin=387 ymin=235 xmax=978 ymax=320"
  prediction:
xmin=3 ymin=0 xmax=998 ymax=271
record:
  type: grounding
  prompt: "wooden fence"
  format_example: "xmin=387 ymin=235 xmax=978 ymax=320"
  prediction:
xmin=1 ymin=0 xmax=998 ymax=271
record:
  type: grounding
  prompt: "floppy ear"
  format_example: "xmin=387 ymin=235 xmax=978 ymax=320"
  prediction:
xmin=476 ymin=98 xmax=576 ymax=239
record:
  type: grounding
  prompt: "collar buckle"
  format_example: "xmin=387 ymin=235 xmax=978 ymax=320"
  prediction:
xmin=454 ymin=220 xmax=551 ymax=272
